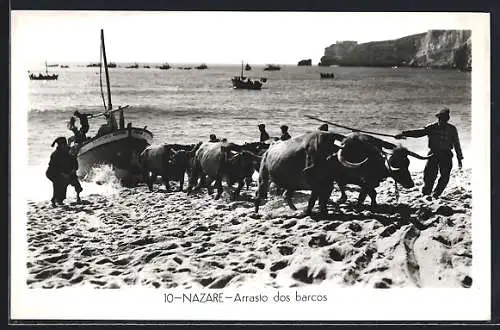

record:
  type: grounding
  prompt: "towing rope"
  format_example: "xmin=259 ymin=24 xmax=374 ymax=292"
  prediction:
xmin=305 ymin=115 xmax=401 ymax=139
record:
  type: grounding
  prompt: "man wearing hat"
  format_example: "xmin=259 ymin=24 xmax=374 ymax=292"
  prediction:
xmin=46 ymin=137 xmax=83 ymax=206
xmin=280 ymin=125 xmax=291 ymax=141
xmin=395 ymin=107 xmax=463 ymax=199
xmin=258 ymin=124 xmax=270 ymax=142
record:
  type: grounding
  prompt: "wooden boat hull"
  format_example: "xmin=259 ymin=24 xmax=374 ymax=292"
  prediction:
xmin=73 ymin=127 xmax=153 ymax=180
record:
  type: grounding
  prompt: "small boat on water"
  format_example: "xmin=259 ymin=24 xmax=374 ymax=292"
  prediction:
xmin=70 ymin=30 xmax=153 ymax=182
xmin=29 ymin=61 xmax=59 ymax=80
xmin=126 ymin=63 xmax=139 ymax=69
xmin=195 ymin=63 xmax=208 ymax=70
xmin=87 ymin=63 xmax=101 ymax=67
xmin=264 ymin=64 xmax=281 ymax=71
xmin=60 ymin=65 xmax=70 ymax=68
xmin=158 ymin=63 xmax=171 ymax=70
xmin=320 ymin=73 xmax=335 ymax=79
xmin=245 ymin=63 xmax=252 ymax=71
xmin=231 ymin=62 xmax=264 ymax=90
xmin=108 ymin=62 xmax=117 ymax=68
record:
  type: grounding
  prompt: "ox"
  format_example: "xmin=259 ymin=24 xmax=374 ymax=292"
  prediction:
xmin=254 ymin=131 xmax=430 ymax=218
xmin=187 ymin=141 xmax=261 ymax=199
xmin=331 ymin=132 xmax=431 ymax=206
xmin=255 ymin=131 xmax=345 ymax=217
xmin=137 ymin=143 xmax=201 ymax=192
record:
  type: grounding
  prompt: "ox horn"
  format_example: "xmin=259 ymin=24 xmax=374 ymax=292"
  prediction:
xmin=407 ymin=150 xmax=433 ymax=160
xmin=337 ymin=148 xmax=369 ymax=169
xmin=386 ymin=158 xmax=400 ymax=172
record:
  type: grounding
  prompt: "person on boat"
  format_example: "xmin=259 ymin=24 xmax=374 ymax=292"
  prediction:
xmin=395 ymin=107 xmax=463 ymax=199
xmin=280 ymin=125 xmax=291 ymax=141
xmin=67 ymin=116 xmax=85 ymax=146
xmin=46 ymin=137 xmax=83 ymax=206
xmin=96 ymin=112 xmax=118 ymax=137
xmin=258 ymin=124 xmax=270 ymax=142
xmin=74 ymin=110 xmax=94 ymax=140
xmin=318 ymin=123 xmax=328 ymax=131
xmin=209 ymin=134 xmax=221 ymax=142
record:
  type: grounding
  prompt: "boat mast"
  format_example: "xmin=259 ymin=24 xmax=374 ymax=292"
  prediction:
xmin=100 ymin=29 xmax=112 ymax=111
xmin=45 ymin=61 xmax=48 ymax=74
xmin=241 ymin=61 xmax=244 ymax=78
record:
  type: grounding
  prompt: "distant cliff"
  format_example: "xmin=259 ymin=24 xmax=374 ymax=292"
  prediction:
xmin=319 ymin=30 xmax=471 ymax=70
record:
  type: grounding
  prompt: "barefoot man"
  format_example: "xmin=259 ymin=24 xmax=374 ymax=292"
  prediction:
xmin=395 ymin=107 xmax=463 ymax=199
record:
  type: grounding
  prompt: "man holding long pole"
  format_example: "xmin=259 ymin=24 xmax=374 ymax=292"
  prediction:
xmin=395 ymin=108 xmax=463 ymax=199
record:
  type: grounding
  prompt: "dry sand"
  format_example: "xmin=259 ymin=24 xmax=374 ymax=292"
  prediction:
xmin=26 ymin=169 xmax=472 ymax=289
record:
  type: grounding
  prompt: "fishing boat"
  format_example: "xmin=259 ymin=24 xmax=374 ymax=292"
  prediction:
xmin=263 ymin=64 xmax=281 ymax=71
xmin=320 ymin=73 xmax=335 ymax=79
xmin=70 ymin=29 xmax=153 ymax=182
xmin=126 ymin=63 xmax=139 ymax=69
xmin=158 ymin=63 xmax=171 ymax=70
xmin=245 ymin=63 xmax=251 ymax=71
xmin=28 ymin=61 xmax=59 ymax=80
xmin=108 ymin=62 xmax=117 ymax=68
xmin=195 ymin=63 xmax=208 ymax=70
xmin=231 ymin=62 xmax=264 ymax=90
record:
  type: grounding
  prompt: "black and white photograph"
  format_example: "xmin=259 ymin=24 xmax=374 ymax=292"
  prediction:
xmin=10 ymin=11 xmax=490 ymax=321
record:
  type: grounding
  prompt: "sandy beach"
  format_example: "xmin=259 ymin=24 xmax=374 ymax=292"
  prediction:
xmin=26 ymin=167 xmax=472 ymax=289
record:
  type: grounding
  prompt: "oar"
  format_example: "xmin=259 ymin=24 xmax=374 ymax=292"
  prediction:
xmin=304 ymin=114 xmax=404 ymax=139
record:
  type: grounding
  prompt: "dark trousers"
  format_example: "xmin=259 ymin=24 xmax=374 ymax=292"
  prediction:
xmin=422 ymin=150 xmax=453 ymax=197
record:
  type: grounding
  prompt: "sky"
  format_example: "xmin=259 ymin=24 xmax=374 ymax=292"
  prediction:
xmin=12 ymin=11 xmax=482 ymax=66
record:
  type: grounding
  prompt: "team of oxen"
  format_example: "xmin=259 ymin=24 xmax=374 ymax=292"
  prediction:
xmin=132 ymin=130 xmax=431 ymax=218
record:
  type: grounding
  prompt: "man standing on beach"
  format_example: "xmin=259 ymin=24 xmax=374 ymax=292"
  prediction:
xmin=395 ymin=108 xmax=463 ymax=199
xmin=46 ymin=137 xmax=83 ymax=206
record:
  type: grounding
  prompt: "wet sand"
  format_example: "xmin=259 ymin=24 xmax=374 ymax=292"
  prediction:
xmin=26 ymin=169 xmax=472 ymax=289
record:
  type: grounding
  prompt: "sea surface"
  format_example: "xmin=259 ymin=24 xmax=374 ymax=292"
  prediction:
xmin=24 ymin=64 xmax=471 ymax=201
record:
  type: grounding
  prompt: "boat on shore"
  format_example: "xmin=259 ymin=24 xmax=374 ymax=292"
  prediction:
xmin=231 ymin=62 xmax=264 ymax=90
xmin=70 ymin=30 xmax=153 ymax=183
xmin=29 ymin=61 xmax=59 ymax=80
xmin=264 ymin=64 xmax=281 ymax=71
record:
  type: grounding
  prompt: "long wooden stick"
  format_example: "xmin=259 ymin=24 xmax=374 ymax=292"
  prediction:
xmin=304 ymin=115 xmax=401 ymax=138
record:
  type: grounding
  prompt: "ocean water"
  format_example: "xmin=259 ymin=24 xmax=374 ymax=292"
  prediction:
xmin=25 ymin=64 xmax=471 ymax=201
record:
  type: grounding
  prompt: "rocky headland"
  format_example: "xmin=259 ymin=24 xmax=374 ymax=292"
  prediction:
xmin=319 ymin=30 xmax=471 ymax=70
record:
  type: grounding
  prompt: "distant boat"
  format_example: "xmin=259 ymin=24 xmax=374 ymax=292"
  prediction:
xmin=47 ymin=64 xmax=59 ymax=68
xmin=143 ymin=65 xmax=151 ymax=68
xmin=108 ymin=62 xmax=117 ymax=68
xmin=60 ymin=65 xmax=70 ymax=68
xmin=231 ymin=61 xmax=264 ymax=90
xmin=28 ymin=61 xmax=58 ymax=80
xmin=158 ymin=63 xmax=171 ymax=70
xmin=126 ymin=63 xmax=139 ymax=69
xmin=264 ymin=64 xmax=281 ymax=71
xmin=195 ymin=63 xmax=208 ymax=70
xmin=320 ymin=73 xmax=335 ymax=79
xmin=70 ymin=29 xmax=153 ymax=182
xmin=245 ymin=63 xmax=252 ymax=71
xmin=87 ymin=62 xmax=101 ymax=67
